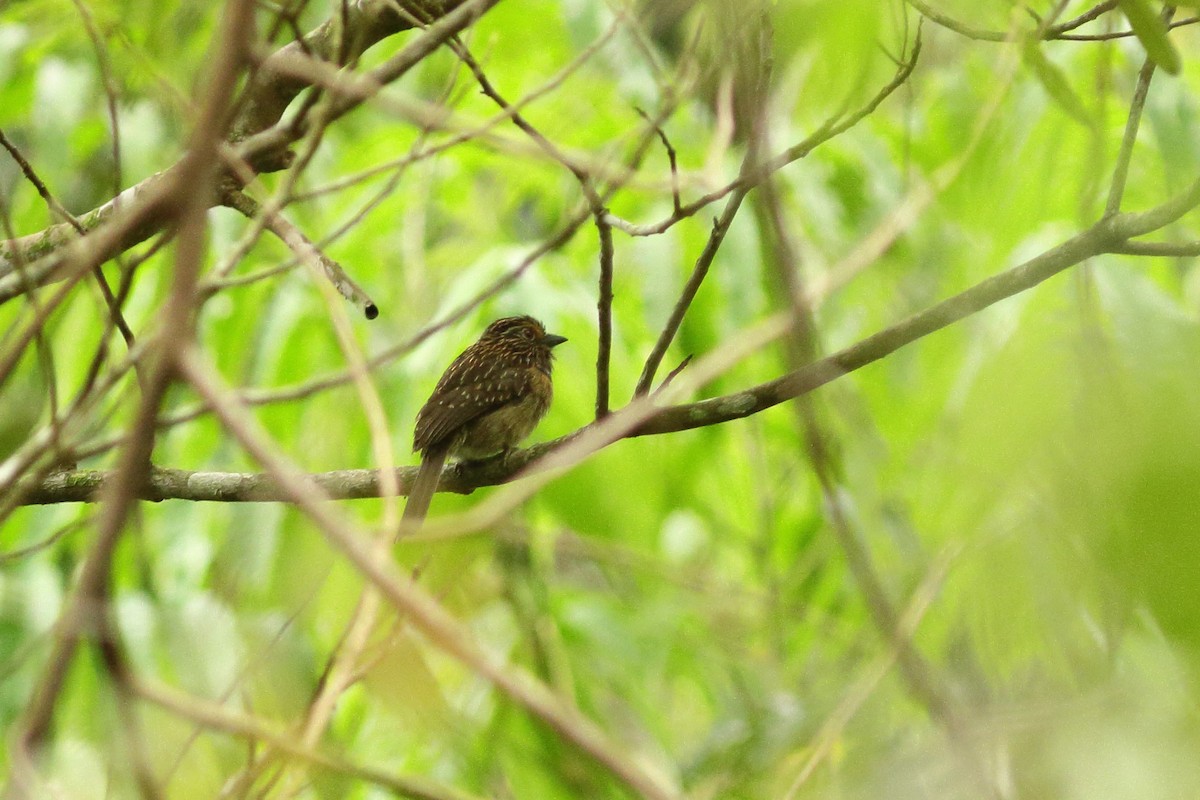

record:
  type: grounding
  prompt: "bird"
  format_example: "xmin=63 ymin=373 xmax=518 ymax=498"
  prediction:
xmin=402 ymin=315 xmax=567 ymax=526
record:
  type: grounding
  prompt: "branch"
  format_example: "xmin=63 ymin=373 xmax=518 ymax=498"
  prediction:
xmin=10 ymin=0 xmax=257 ymax=786
xmin=219 ymin=187 xmax=378 ymax=318
xmin=22 ymin=175 xmax=1200 ymax=507
xmin=595 ymin=213 xmax=614 ymax=418
xmin=633 ymin=188 xmax=749 ymax=397
xmin=906 ymin=0 xmax=1197 ymax=43
xmin=134 ymin=678 xmax=488 ymax=800
xmin=172 ymin=345 xmax=683 ymax=800
xmin=606 ymin=24 xmax=921 ymax=239
xmin=0 ymin=0 xmax=501 ymax=295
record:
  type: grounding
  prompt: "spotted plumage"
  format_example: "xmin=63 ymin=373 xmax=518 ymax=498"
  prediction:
xmin=404 ymin=315 xmax=566 ymax=525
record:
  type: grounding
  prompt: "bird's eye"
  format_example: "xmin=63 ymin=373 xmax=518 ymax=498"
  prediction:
xmin=519 ymin=327 xmax=535 ymax=340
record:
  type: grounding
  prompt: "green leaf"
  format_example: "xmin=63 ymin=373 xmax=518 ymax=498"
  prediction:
xmin=1021 ymin=41 xmax=1095 ymax=128
xmin=1118 ymin=0 xmax=1182 ymax=74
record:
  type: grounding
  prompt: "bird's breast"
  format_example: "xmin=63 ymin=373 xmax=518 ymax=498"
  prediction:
xmin=453 ymin=373 xmax=553 ymax=459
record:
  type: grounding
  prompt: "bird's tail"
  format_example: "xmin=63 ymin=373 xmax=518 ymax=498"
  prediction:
xmin=401 ymin=443 xmax=450 ymax=532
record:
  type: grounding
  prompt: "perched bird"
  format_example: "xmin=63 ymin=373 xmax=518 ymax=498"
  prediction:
xmin=402 ymin=315 xmax=567 ymax=525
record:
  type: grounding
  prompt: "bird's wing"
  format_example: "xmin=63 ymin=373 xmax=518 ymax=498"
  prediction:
xmin=413 ymin=358 xmax=529 ymax=453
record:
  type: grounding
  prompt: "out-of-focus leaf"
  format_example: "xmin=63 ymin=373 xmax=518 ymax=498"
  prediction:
xmin=1118 ymin=0 xmax=1182 ymax=74
xmin=1022 ymin=40 xmax=1096 ymax=128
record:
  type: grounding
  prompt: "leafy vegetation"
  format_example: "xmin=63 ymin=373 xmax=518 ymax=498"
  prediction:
xmin=2 ymin=2 xmax=1200 ymax=799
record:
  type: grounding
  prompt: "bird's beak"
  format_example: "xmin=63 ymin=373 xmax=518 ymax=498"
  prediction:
xmin=543 ymin=333 xmax=568 ymax=348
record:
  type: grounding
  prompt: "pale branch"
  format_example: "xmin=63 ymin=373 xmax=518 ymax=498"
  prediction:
xmin=20 ymin=185 xmax=1200 ymax=506
xmin=134 ymin=678 xmax=489 ymax=800
xmin=219 ymin=188 xmax=378 ymax=317
xmin=14 ymin=458 xmax=544 ymax=505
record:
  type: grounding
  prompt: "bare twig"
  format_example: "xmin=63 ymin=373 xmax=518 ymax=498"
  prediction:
xmin=635 ymin=107 xmax=682 ymax=216
xmin=0 ymin=129 xmax=139 ymax=352
xmin=633 ymin=187 xmax=749 ymax=397
xmin=904 ymin=0 xmax=1010 ymax=41
xmin=653 ymin=354 xmax=693 ymax=395
xmin=906 ymin=0 xmax=1195 ymax=42
xmin=1105 ymin=52 xmax=1160 ymax=216
xmin=606 ymin=26 xmax=920 ymax=239
xmin=595 ymin=213 xmax=614 ymax=418
xmin=70 ymin=0 xmax=124 ymax=199
xmin=219 ymin=187 xmax=378 ymax=317
xmin=0 ymin=514 xmax=90 ymax=564
xmin=1050 ymin=0 xmax=1119 ymax=34
xmin=451 ymin=39 xmax=604 ymax=211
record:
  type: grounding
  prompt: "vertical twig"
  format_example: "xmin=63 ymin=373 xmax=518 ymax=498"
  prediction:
xmin=635 ymin=107 xmax=682 ymax=216
xmin=595 ymin=213 xmax=614 ymax=418
xmin=70 ymin=0 xmax=124 ymax=201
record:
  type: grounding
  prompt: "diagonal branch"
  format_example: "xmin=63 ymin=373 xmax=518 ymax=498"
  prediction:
xmin=8 ymin=1 xmax=257 ymax=792
xmin=632 ymin=187 xmax=749 ymax=397
xmin=173 ymin=344 xmax=683 ymax=800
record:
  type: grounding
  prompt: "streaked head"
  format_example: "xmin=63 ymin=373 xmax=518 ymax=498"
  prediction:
xmin=480 ymin=316 xmax=567 ymax=350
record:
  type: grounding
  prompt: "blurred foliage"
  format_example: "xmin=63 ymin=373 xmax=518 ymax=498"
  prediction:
xmin=2 ymin=1 xmax=1200 ymax=799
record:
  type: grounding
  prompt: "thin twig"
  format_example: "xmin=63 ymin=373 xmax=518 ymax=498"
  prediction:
xmin=595 ymin=213 xmax=614 ymax=418
xmin=451 ymin=39 xmax=605 ymax=211
xmin=1105 ymin=53 xmax=1161 ymax=216
xmin=134 ymin=678 xmax=487 ymax=800
xmin=1050 ymin=0 xmax=1119 ymax=34
xmin=653 ymin=354 xmax=693 ymax=395
xmin=70 ymin=0 xmax=124 ymax=200
xmin=0 ymin=514 xmax=90 ymax=564
xmin=0 ymin=129 xmax=139 ymax=352
xmin=220 ymin=187 xmax=378 ymax=317
xmin=1057 ymin=16 xmax=1198 ymax=40
xmin=633 ymin=188 xmax=749 ymax=397
xmin=606 ymin=27 xmax=921 ymax=239
xmin=635 ymin=106 xmax=682 ymax=215
xmin=904 ymin=0 xmax=1009 ymax=41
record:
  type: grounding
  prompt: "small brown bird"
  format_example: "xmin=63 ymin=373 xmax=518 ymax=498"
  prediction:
xmin=403 ymin=315 xmax=567 ymax=525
